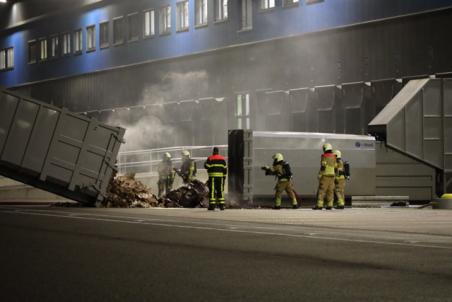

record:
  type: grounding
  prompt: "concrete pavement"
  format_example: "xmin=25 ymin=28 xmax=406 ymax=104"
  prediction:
xmin=1 ymin=206 xmax=452 ymax=301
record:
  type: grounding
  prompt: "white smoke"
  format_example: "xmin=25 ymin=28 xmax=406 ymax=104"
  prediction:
xmin=107 ymin=70 xmax=209 ymax=151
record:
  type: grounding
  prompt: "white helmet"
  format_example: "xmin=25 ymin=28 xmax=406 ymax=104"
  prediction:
xmin=333 ymin=150 xmax=341 ymax=159
xmin=272 ymin=153 xmax=284 ymax=162
xmin=181 ymin=150 xmax=190 ymax=158
xmin=163 ymin=152 xmax=171 ymax=159
xmin=323 ymin=143 xmax=333 ymax=152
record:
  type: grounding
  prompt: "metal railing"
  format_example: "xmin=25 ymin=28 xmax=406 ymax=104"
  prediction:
xmin=117 ymin=145 xmax=228 ymax=176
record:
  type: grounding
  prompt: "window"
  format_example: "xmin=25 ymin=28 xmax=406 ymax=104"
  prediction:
xmin=28 ymin=40 xmax=37 ymax=64
xmin=283 ymin=0 xmax=299 ymax=6
xmin=39 ymin=38 xmax=48 ymax=61
xmin=215 ymin=0 xmax=228 ymax=22
xmin=62 ymin=33 xmax=71 ymax=55
xmin=261 ymin=0 xmax=275 ymax=10
xmin=50 ymin=35 xmax=59 ymax=58
xmin=87 ymin=25 xmax=96 ymax=51
xmin=100 ymin=21 xmax=109 ymax=48
xmin=128 ymin=13 xmax=140 ymax=42
xmin=159 ymin=6 xmax=171 ymax=35
xmin=195 ymin=0 xmax=208 ymax=26
xmin=74 ymin=29 xmax=83 ymax=54
xmin=241 ymin=0 xmax=252 ymax=30
xmin=236 ymin=93 xmax=250 ymax=129
xmin=0 ymin=49 xmax=5 ymax=70
xmin=144 ymin=10 xmax=155 ymax=37
xmin=113 ymin=17 xmax=125 ymax=44
xmin=176 ymin=1 xmax=189 ymax=32
xmin=6 ymin=48 xmax=14 ymax=69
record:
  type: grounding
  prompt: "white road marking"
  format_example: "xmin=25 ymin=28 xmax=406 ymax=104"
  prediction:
xmin=1 ymin=209 xmax=452 ymax=250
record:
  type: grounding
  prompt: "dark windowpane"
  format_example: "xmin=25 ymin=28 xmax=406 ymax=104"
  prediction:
xmin=100 ymin=22 xmax=109 ymax=48
xmin=128 ymin=13 xmax=140 ymax=41
xmin=113 ymin=17 xmax=124 ymax=44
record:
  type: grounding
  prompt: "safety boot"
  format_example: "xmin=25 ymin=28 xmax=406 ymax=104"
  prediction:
xmin=335 ymin=205 xmax=345 ymax=210
xmin=272 ymin=205 xmax=281 ymax=210
xmin=208 ymin=204 xmax=215 ymax=211
xmin=312 ymin=206 xmax=323 ymax=210
xmin=219 ymin=204 xmax=225 ymax=211
xmin=292 ymin=204 xmax=299 ymax=209
xmin=325 ymin=207 xmax=333 ymax=210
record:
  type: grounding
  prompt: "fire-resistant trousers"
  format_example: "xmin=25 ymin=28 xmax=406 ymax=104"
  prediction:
xmin=274 ymin=180 xmax=298 ymax=207
xmin=209 ymin=176 xmax=225 ymax=205
xmin=335 ymin=178 xmax=346 ymax=207
xmin=158 ymin=177 xmax=173 ymax=197
xmin=316 ymin=175 xmax=335 ymax=208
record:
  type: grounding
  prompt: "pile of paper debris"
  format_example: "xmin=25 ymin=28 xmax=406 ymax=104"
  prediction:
xmin=102 ymin=173 xmax=159 ymax=208
xmin=101 ymin=173 xmax=210 ymax=208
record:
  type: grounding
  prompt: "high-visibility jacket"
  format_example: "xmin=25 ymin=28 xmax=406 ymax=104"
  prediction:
xmin=319 ymin=152 xmax=336 ymax=177
xmin=335 ymin=159 xmax=346 ymax=180
xmin=180 ymin=159 xmax=196 ymax=182
xmin=204 ymin=154 xmax=227 ymax=178
xmin=268 ymin=161 xmax=292 ymax=182
xmin=158 ymin=159 xmax=175 ymax=180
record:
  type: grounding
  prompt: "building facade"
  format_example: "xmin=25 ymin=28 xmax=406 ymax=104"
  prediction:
xmin=1 ymin=0 xmax=452 ymax=150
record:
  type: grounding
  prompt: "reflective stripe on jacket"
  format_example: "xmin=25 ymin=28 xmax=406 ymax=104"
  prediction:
xmin=205 ymin=154 xmax=227 ymax=177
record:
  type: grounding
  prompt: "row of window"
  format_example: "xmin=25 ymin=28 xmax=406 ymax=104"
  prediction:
xmin=0 ymin=47 xmax=14 ymax=71
xmin=23 ymin=0 xmax=322 ymax=66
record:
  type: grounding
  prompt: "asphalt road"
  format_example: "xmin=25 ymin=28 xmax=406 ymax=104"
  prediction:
xmin=1 ymin=206 xmax=452 ymax=302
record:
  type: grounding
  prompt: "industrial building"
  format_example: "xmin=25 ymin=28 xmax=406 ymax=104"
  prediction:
xmin=0 ymin=0 xmax=451 ymax=202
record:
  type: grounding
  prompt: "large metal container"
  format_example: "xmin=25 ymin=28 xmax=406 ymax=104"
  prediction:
xmin=0 ymin=89 xmax=125 ymax=204
xmin=228 ymin=130 xmax=376 ymax=206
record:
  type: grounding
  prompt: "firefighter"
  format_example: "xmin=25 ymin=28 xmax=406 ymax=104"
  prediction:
xmin=157 ymin=152 xmax=175 ymax=198
xmin=204 ymin=147 xmax=227 ymax=211
xmin=262 ymin=153 xmax=298 ymax=209
xmin=176 ymin=150 xmax=197 ymax=184
xmin=313 ymin=143 xmax=337 ymax=210
xmin=334 ymin=149 xmax=347 ymax=209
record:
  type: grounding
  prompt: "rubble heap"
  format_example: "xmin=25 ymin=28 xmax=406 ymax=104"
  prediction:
xmin=162 ymin=180 xmax=209 ymax=208
xmin=102 ymin=173 xmax=159 ymax=208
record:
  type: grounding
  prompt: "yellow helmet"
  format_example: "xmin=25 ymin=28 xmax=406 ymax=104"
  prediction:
xmin=333 ymin=150 xmax=341 ymax=158
xmin=181 ymin=150 xmax=190 ymax=158
xmin=272 ymin=153 xmax=284 ymax=162
xmin=163 ymin=152 xmax=171 ymax=159
xmin=323 ymin=143 xmax=333 ymax=152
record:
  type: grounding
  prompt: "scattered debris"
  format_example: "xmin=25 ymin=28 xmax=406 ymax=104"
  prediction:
xmin=161 ymin=180 xmax=209 ymax=208
xmin=102 ymin=173 xmax=159 ymax=208
xmin=390 ymin=201 xmax=409 ymax=207
xmin=100 ymin=173 xmax=209 ymax=208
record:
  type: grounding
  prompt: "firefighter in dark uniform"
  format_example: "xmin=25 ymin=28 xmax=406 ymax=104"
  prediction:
xmin=313 ymin=143 xmax=337 ymax=210
xmin=262 ymin=153 xmax=298 ymax=209
xmin=204 ymin=147 xmax=227 ymax=211
xmin=157 ymin=152 xmax=175 ymax=198
xmin=177 ymin=150 xmax=196 ymax=184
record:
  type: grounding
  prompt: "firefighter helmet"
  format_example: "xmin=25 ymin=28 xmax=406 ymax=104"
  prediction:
xmin=333 ymin=150 xmax=341 ymax=159
xmin=272 ymin=153 xmax=284 ymax=162
xmin=163 ymin=152 xmax=171 ymax=159
xmin=181 ymin=150 xmax=190 ymax=158
xmin=323 ymin=143 xmax=333 ymax=152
